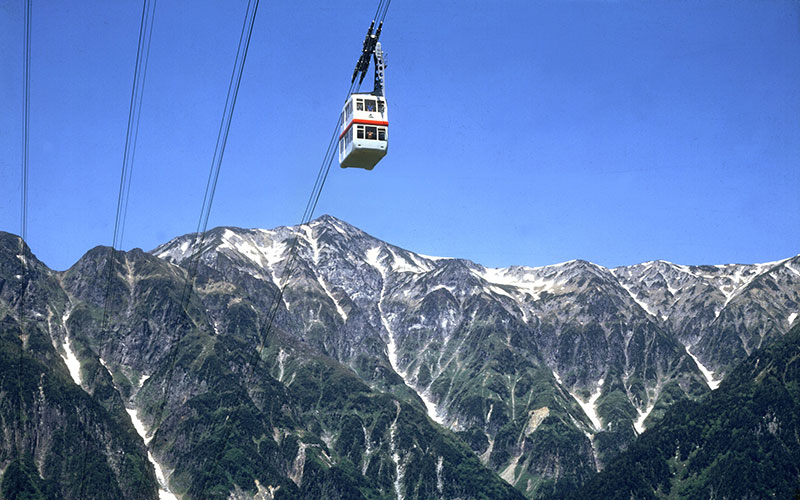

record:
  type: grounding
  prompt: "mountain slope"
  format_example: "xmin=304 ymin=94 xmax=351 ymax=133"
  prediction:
xmin=553 ymin=321 xmax=800 ymax=499
xmin=2 ymin=216 xmax=797 ymax=499
xmin=0 ymin=233 xmax=158 ymax=500
xmin=2 ymin=229 xmax=524 ymax=499
xmin=613 ymin=257 xmax=800 ymax=379
xmin=153 ymin=215 xmax=799 ymax=497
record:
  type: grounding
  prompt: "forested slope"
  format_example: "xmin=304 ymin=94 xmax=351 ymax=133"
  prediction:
xmin=552 ymin=323 xmax=800 ymax=499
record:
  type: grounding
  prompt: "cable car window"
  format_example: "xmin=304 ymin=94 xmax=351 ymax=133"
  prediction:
xmin=357 ymin=125 xmax=364 ymax=139
xmin=365 ymin=126 xmax=377 ymax=139
xmin=365 ymin=99 xmax=376 ymax=112
xmin=356 ymin=99 xmax=364 ymax=111
xmin=377 ymin=101 xmax=385 ymax=113
xmin=378 ymin=128 xmax=386 ymax=141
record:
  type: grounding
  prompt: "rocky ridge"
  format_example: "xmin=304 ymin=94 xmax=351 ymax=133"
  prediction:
xmin=0 ymin=215 xmax=797 ymax=499
xmin=152 ymin=215 xmax=799 ymax=497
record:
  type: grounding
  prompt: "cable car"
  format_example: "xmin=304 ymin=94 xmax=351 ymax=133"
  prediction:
xmin=338 ymin=93 xmax=388 ymax=170
xmin=339 ymin=23 xmax=388 ymax=170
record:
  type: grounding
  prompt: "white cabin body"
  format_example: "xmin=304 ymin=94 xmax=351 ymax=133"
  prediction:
xmin=338 ymin=93 xmax=388 ymax=170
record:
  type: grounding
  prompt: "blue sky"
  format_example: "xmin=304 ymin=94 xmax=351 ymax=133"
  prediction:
xmin=1 ymin=0 xmax=798 ymax=271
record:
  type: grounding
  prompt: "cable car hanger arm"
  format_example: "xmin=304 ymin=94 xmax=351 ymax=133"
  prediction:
xmin=350 ymin=20 xmax=385 ymax=97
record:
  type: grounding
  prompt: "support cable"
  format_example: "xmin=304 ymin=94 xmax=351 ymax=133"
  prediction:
xmin=251 ymin=2 xmax=392 ymax=366
xmin=248 ymin=75 xmax=358 ymax=374
xmin=77 ymin=1 xmax=157 ymax=498
xmin=193 ymin=2 xmax=390 ymax=494
xmin=99 ymin=0 xmax=158 ymax=330
xmin=148 ymin=2 xmax=261 ymax=495
xmin=15 ymin=0 xmax=32 ymax=462
xmin=120 ymin=0 xmax=158 ymax=245
xmin=150 ymin=0 xmax=260 ymax=439
xmin=20 ymin=0 xmax=30 ymax=246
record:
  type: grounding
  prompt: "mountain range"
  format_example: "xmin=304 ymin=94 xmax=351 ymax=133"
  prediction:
xmin=1 ymin=215 xmax=798 ymax=499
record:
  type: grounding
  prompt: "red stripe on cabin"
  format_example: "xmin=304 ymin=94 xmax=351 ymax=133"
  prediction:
xmin=338 ymin=119 xmax=390 ymax=140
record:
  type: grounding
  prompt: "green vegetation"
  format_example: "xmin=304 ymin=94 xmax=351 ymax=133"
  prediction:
xmin=8 ymin=229 xmax=796 ymax=500
xmin=0 ymin=312 xmax=157 ymax=500
xmin=279 ymin=354 xmax=526 ymax=499
xmin=1 ymin=453 xmax=61 ymax=500
xmin=552 ymin=324 xmax=800 ymax=499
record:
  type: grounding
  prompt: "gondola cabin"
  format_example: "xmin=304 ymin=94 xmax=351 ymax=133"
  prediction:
xmin=338 ymin=93 xmax=388 ymax=170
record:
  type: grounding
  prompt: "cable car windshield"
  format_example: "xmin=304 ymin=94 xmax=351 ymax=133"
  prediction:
xmin=354 ymin=97 xmax=384 ymax=113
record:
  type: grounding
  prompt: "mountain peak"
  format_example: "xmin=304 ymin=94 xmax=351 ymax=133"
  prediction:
xmin=312 ymin=214 xmax=344 ymax=225
xmin=0 ymin=230 xmax=28 ymax=256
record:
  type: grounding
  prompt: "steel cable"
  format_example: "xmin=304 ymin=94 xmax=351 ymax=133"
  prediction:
xmin=159 ymin=1 xmax=261 ymax=495
xmin=192 ymin=2 xmax=390 ymax=494
xmin=78 ymin=1 xmax=157 ymax=497
xmin=249 ymin=0 xmax=392 ymax=392
xmin=150 ymin=0 xmax=260 ymax=447
xmin=15 ymin=0 xmax=32 ymax=466
xmin=100 ymin=0 xmax=157 ymax=329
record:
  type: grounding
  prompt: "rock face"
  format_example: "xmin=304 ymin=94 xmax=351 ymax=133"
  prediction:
xmin=559 ymin=322 xmax=800 ymax=500
xmin=0 ymin=234 xmax=158 ymax=500
xmin=612 ymin=258 xmax=800 ymax=383
xmin=0 ymin=217 xmax=797 ymax=499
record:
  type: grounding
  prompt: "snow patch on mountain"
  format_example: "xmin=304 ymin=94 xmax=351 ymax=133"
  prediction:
xmin=389 ymin=403 xmax=406 ymax=500
xmin=388 ymin=248 xmax=432 ymax=273
xmin=389 ymin=253 xmax=421 ymax=274
xmin=301 ymin=225 xmax=320 ymax=263
xmin=789 ymin=312 xmax=798 ymax=326
xmin=634 ymin=402 xmax=655 ymax=434
xmin=314 ymin=273 xmax=347 ymax=321
xmin=570 ymin=379 xmax=604 ymax=431
xmin=277 ymin=348 xmax=288 ymax=382
xmin=126 ymin=408 xmax=177 ymax=499
xmin=152 ymin=456 xmax=178 ymax=500
xmin=218 ymin=229 xmax=286 ymax=269
xmin=365 ymin=246 xmax=383 ymax=273
xmin=417 ymin=253 xmax=449 ymax=262
xmin=153 ymin=238 xmax=190 ymax=262
xmin=61 ymin=337 xmax=82 ymax=386
xmin=475 ymin=266 xmax=558 ymax=302
xmin=384 ymin=312 xmax=445 ymax=423
xmin=618 ymin=281 xmax=658 ymax=318
xmin=436 ymin=456 xmax=444 ymax=494
xmin=486 ymin=284 xmax=517 ymax=302
xmin=361 ymin=425 xmax=374 ymax=475
xmin=369 ymin=246 xmax=445 ymax=424
xmin=419 ymin=389 xmax=445 ymax=425
xmin=386 ymin=325 xmax=402 ymax=375
xmin=686 ymin=346 xmax=720 ymax=390
xmin=429 ymin=284 xmax=457 ymax=296
xmin=126 ymin=408 xmax=153 ymax=445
